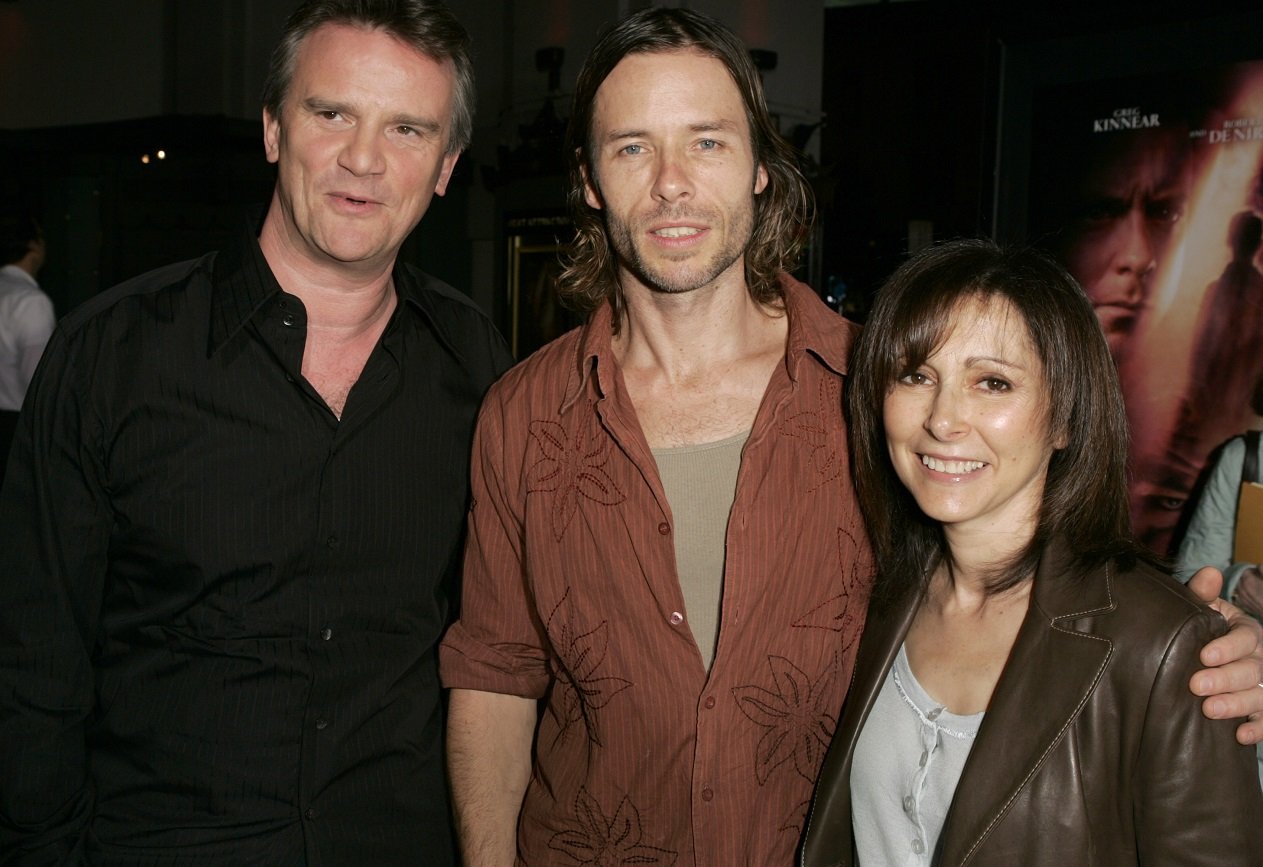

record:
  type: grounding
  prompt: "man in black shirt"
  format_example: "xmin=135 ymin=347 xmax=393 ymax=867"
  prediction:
xmin=0 ymin=1 xmax=510 ymax=864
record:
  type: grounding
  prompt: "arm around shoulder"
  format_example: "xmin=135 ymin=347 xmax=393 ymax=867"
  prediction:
xmin=447 ymin=688 xmax=537 ymax=867
xmin=1134 ymin=605 xmax=1263 ymax=864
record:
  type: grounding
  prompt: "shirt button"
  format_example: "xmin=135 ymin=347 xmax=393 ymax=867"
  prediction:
xmin=281 ymin=313 xmax=297 ymax=327
xmin=315 ymin=718 xmax=328 ymax=730
xmin=321 ymin=627 xmax=333 ymax=641
xmin=902 ymin=795 xmax=915 ymax=813
xmin=657 ymin=522 xmax=670 ymax=535
xmin=701 ymin=787 xmax=714 ymax=802
xmin=703 ymin=696 xmax=716 ymax=709
xmin=911 ymin=838 xmax=924 ymax=854
xmin=668 ymin=611 xmax=684 ymax=626
xmin=305 ymin=807 xmax=317 ymax=820
xmin=326 ymin=534 xmax=337 ymax=549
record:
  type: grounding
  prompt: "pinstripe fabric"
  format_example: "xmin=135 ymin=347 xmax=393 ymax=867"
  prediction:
xmin=0 ymin=220 xmax=512 ymax=866
xmin=441 ymin=276 xmax=875 ymax=867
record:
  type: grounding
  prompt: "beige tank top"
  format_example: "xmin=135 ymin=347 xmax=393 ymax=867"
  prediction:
xmin=652 ymin=429 xmax=749 ymax=671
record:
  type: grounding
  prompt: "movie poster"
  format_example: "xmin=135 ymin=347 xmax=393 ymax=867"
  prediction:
xmin=1029 ymin=60 xmax=1263 ymax=556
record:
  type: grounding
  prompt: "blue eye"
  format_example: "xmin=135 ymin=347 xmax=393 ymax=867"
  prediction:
xmin=621 ymin=144 xmax=643 ymax=155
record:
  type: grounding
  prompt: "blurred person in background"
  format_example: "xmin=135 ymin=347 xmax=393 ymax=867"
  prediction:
xmin=0 ymin=205 xmax=53 ymax=484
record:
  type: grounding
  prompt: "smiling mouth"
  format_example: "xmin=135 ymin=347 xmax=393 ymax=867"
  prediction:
xmin=652 ymin=226 xmax=701 ymax=238
xmin=922 ymin=455 xmax=986 ymax=474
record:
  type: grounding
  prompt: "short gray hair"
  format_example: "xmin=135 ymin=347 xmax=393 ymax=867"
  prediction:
xmin=261 ymin=0 xmax=474 ymax=153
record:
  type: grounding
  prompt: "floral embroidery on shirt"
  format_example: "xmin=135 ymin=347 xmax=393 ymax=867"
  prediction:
xmin=776 ymin=376 xmax=844 ymax=491
xmin=779 ymin=799 xmax=812 ymax=838
xmin=528 ymin=416 xmax=626 ymax=540
xmin=548 ymin=786 xmax=679 ymax=866
xmin=732 ymin=655 xmax=837 ymax=784
xmin=547 ymin=588 xmax=633 ymax=749
xmin=790 ymin=526 xmax=867 ymax=653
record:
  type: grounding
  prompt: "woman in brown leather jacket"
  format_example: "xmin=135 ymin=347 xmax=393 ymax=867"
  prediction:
xmin=801 ymin=240 xmax=1263 ymax=866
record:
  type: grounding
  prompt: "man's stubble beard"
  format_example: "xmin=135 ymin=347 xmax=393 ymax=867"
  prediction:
xmin=606 ymin=200 xmax=757 ymax=296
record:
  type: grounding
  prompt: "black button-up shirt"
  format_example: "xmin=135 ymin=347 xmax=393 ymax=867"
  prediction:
xmin=0 ymin=220 xmax=512 ymax=865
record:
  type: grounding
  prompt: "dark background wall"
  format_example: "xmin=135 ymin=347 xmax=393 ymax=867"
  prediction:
xmin=4 ymin=0 xmax=1263 ymax=326
xmin=0 ymin=0 xmax=823 ymax=328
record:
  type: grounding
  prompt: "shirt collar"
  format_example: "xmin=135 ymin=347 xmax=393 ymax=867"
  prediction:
xmin=778 ymin=271 xmax=855 ymax=382
xmin=1032 ymin=537 xmax=1116 ymax=622
xmin=207 ymin=212 xmax=284 ymax=355
xmin=561 ymin=296 xmax=616 ymax=413
xmin=392 ymin=264 xmax=469 ymax=365
xmin=207 ymin=212 xmax=457 ymax=359
xmin=0 ymin=264 xmax=39 ymax=290
xmin=560 ymin=272 xmax=856 ymax=411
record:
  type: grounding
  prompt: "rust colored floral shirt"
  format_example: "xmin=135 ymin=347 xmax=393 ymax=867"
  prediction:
xmin=440 ymin=276 xmax=874 ymax=866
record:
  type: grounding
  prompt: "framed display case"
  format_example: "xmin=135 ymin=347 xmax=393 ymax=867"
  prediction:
xmin=504 ymin=210 xmax=579 ymax=359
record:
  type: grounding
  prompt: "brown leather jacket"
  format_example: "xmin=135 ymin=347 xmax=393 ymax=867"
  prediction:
xmin=800 ymin=544 xmax=1263 ymax=866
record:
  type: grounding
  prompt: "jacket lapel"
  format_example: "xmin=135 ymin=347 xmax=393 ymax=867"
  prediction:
xmin=803 ymin=587 xmax=922 ymax=866
xmin=840 ymin=587 xmax=923 ymax=769
xmin=936 ymin=546 xmax=1115 ymax=864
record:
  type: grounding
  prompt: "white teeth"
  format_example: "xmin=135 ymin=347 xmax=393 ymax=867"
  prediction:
xmin=922 ymin=455 xmax=985 ymax=474
xmin=653 ymin=226 xmax=700 ymax=238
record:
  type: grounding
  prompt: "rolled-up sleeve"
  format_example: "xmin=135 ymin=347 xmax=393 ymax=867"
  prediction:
xmin=440 ymin=385 xmax=552 ymax=699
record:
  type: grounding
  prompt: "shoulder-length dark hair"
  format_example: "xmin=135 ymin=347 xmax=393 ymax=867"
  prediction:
xmin=847 ymin=239 xmax=1141 ymax=604
xmin=557 ymin=7 xmax=813 ymax=328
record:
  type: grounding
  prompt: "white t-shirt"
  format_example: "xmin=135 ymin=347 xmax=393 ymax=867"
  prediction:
xmin=0 ymin=264 xmax=54 ymax=410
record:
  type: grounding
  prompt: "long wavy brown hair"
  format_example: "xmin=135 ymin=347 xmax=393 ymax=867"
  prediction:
xmin=557 ymin=7 xmax=814 ymax=328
